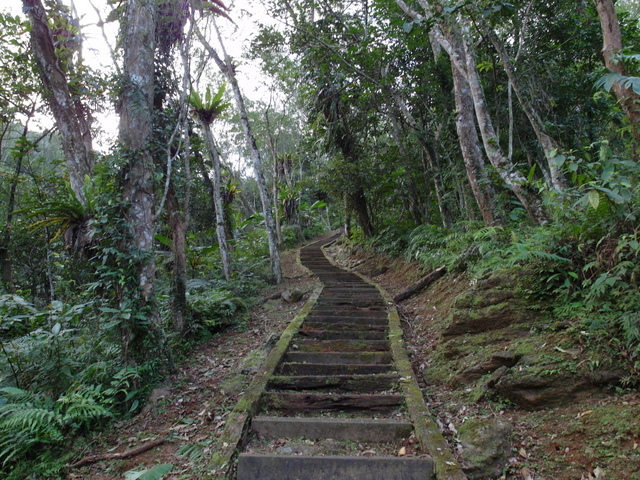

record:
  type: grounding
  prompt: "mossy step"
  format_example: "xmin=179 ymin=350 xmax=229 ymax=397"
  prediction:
xmin=303 ymin=322 xmax=387 ymax=332
xmin=268 ymin=374 xmax=398 ymax=393
xmin=296 ymin=329 xmax=387 ymax=340
xmin=250 ymin=416 xmax=413 ymax=442
xmin=237 ymin=454 xmax=434 ymax=480
xmin=282 ymin=352 xmax=392 ymax=365
xmin=311 ymin=307 xmax=387 ymax=316
xmin=306 ymin=316 xmax=388 ymax=326
xmin=260 ymin=392 xmax=404 ymax=413
xmin=294 ymin=339 xmax=390 ymax=352
xmin=316 ymin=301 xmax=386 ymax=308
xmin=276 ymin=363 xmax=395 ymax=376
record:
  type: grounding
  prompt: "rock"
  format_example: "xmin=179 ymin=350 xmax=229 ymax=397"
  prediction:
xmin=470 ymin=366 xmax=510 ymax=403
xmin=458 ymin=418 xmax=513 ymax=479
xmin=494 ymin=369 xmax=625 ymax=410
xmin=444 ymin=272 xmax=539 ymax=337
xmin=453 ymin=351 xmax=522 ymax=385
xmin=282 ymin=289 xmax=304 ymax=303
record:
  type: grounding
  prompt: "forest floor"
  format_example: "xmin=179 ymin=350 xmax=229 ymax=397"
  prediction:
xmin=68 ymin=239 xmax=640 ymax=480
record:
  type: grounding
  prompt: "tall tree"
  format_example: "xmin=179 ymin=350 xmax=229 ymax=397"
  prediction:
xmin=594 ymin=0 xmax=640 ymax=142
xmin=196 ymin=23 xmax=283 ymax=283
xmin=22 ymin=0 xmax=94 ymax=205
xmin=118 ymin=0 xmax=158 ymax=362
xmin=189 ymin=84 xmax=234 ymax=281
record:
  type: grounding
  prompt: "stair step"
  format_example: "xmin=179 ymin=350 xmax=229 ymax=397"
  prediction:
xmin=268 ymin=374 xmax=398 ymax=393
xmin=251 ymin=416 xmax=413 ymax=442
xmin=282 ymin=352 xmax=392 ymax=365
xmin=237 ymin=454 xmax=434 ymax=480
xmin=304 ymin=322 xmax=387 ymax=332
xmin=260 ymin=392 xmax=404 ymax=413
xmin=297 ymin=329 xmax=387 ymax=340
xmin=307 ymin=316 xmax=388 ymax=326
xmin=294 ymin=339 xmax=389 ymax=352
xmin=278 ymin=363 xmax=394 ymax=376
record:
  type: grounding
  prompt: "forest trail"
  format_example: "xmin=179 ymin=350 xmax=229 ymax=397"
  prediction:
xmin=232 ymin=235 xmax=466 ymax=480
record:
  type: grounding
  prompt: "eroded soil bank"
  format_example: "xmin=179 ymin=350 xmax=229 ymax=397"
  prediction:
xmin=326 ymin=240 xmax=639 ymax=480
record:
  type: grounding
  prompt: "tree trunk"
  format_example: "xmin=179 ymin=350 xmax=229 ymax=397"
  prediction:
xmin=395 ymin=0 xmax=548 ymax=224
xmin=481 ymin=23 xmax=567 ymax=190
xmin=450 ymin=59 xmax=501 ymax=226
xmin=351 ymin=187 xmax=376 ymax=237
xmin=200 ymin=121 xmax=233 ymax=281
xmin=594 ymin=0 xmax=640 ymax=142
xmin=118 ymin=0 xmax=158 ymax=364
xmin=387 ymin=89 xmax=453 ymax=228
xmin=23 ymin=0 xmax=93 ymax=205
xmin=197 ymin=25 xmax=282 ymax=283
xmin=166 ymin=185 xmax=188 ymax=333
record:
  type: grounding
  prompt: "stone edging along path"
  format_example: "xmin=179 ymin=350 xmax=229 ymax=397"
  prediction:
xmin=204 ymin=235 xmax=467 ymax=480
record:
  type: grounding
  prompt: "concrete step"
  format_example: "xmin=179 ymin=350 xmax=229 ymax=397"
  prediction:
xmin=260 ymin=392 xmax=404 ymax=413
xmin=282 ymin=351 xmax=392 ymax=365
xmin=303 ymin=322 xmax=387 ymax=332
xmin=294 ymin=339 xmax=390 ymax=352
xmin=236 ymin=454 xmax=434 ymax=480
xmin=296 ymin=329 xmax=387 ymax=340
xmin=268 ymin=374 xmax=398 ymax=393
xmin=306 ymin=316 xmax=388 ymax=326
xmin=277 ymin=362 xmax=395 ymax=376
xmin=251 ymin=416 xmax=413 ymax=442
xmin=310 ymin=309 xmax=388 ymax=318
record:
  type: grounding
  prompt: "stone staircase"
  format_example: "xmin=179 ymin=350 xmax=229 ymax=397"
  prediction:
xmin=233 ymin=237 xmax=449 ymax=480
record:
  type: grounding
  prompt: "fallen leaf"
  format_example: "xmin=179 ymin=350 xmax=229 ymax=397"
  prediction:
xmin=576 ymin=410 xmax=594 ymax=419
xmin=519 ymin=447 xmax=528 ymax=458
xmin=521 ymin=466 xmax=534 ymax=480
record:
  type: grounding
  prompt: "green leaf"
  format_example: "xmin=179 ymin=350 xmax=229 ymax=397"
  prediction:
xmin=154 ymin=234 xmax=173 ymax=248
xmin=124 ymin=464 xmax=173 ymax=480
xmin=587 ymin=190 xmax=600 ymax=210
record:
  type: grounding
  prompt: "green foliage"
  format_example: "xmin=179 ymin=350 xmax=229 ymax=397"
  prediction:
xmin=0 ymin=386 xmax=112 ymax=468
xmin=124 ymin=463 xmax=174 ymax=480
xmin=188 ymin=83 xmax=230 ymax=124
xmin=187 ymin=288 xmax=247 ymax=332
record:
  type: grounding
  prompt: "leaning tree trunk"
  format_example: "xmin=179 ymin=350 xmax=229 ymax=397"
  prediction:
xmin=200 ymin=122 xmax=233 ymax=281
xmin=595 ymin=0 xmax=640 ymax=143
xmin=197 ymin=25 xmax=282 ymax=283
xmin=458 ymin=27 xmax=548 ymax=224
xmin=118 ymin=0 xmax=158 ymax=364
xmin=395 ymin=0 xmax=548 ymax=225
xmin=481 ymin=23 xmax=567 ymax=190
xmin=23 ymin=0 xmax=94 ymax=205
xmin=450 ymin=62 xmax=502 ymax=226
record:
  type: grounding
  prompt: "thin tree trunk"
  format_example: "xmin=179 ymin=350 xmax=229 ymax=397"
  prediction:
xmin=481 ymin=23 xmax=567 ymax=190
xmin=196 ymin=25 xmax=282 ymax=283
xmin=396 ymin=0 xmax=548 ymax=224
xmin=166 ymin=185 xmax=188 ymax=333
xmin=594 ymin=0 xmax=640 ymax=142
xmin=23 ymin=0 xmax=93 ymax=205
xmin=200 ymin=122 xmax=233 ymax=281
xmin=451 ymin=59 xmax=501 ymax=226
xmin=458 ymin=27 xmax=548 ymax=224
xmin=387 ymin=89 xmax=453 ymax=228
